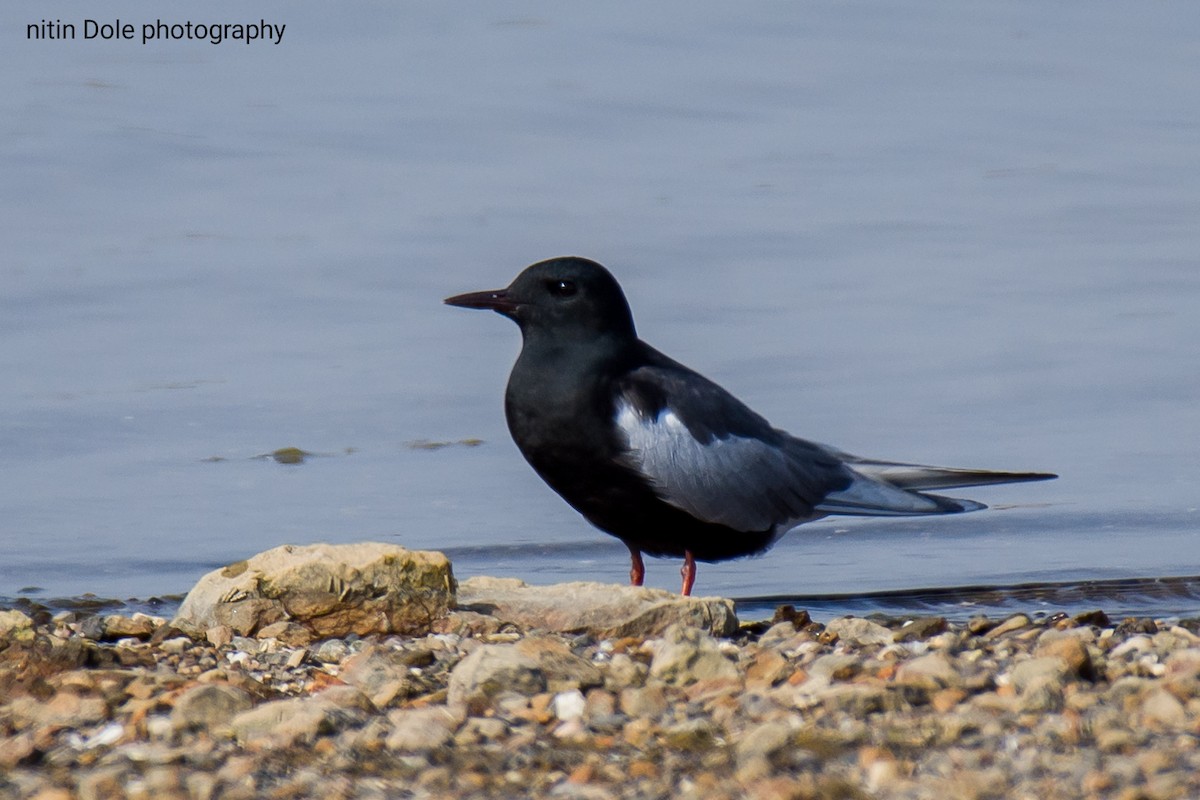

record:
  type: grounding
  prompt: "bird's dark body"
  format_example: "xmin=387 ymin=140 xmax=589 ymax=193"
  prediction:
xmin=504 ymin=337 xmax=798 ymax=562
xmin=445 ymin=256 xmax=1056 ymax=594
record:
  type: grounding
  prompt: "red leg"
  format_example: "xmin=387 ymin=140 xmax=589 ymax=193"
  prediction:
xmin=680 ymin=550 xmax=696 ymax=596
xmin=628 ymin=547 xmax=645 ymax=586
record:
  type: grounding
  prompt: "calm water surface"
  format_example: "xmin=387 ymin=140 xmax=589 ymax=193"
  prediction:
xmin=3 ymin=3 xmax=1199 ymax=620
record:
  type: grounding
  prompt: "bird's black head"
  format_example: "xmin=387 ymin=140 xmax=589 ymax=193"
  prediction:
xmin=445 ymin=256 xmax=637 ymax=343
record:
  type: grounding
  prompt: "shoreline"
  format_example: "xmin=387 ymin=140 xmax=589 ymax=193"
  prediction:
xmin=3 ymin=580 xmax=1200 ymax=799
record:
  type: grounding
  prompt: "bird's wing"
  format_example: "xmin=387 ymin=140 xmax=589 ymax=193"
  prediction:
xmin=614 ymin=353 xmax=973 ymax=532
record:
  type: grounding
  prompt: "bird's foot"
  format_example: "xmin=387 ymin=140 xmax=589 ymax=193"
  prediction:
xmin=628 ymin=548 xmax=645 ymax=587
xmin=680 ymin=550 xmax=696 ymax=596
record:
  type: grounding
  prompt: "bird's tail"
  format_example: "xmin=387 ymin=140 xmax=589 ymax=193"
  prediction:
xmin=841 ymin=456 xmax=1057 ymax=492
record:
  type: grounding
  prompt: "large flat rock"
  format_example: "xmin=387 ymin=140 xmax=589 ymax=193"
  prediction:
xmin=172 ymin=542 xmax=454 ymax=640
xmin=457 ymin=577 xmax=738 ymax=638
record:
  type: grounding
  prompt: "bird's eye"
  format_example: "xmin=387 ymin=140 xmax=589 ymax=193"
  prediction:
xmin=546 ymin=279 xmax=577 ymax=297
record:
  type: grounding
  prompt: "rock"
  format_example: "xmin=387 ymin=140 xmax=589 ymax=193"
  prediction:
xmin=102 ymin=614 xmax=156 ymax=640
xmin=1141 ymin=689 xmax=1186 ymax=727
xmin=807 ymin=654 xmax=861 ymax=682
xmin=457 ymin=577 xmax=737 ymax=638
xmin=339 ymin=644 xmax=415 ymax=707
xmin=455 ymin=716 xmax=509 ymax=744
xmin=9 ymin=691 xmax=109 ymax=729
xmin=1116 ymin=617 xmax=1158 ymax=635
xmin=648 ymin=624 xmax=739 ymax=686
xmin=983 ymin=614 xmax=1031 ymax=640
xmin=172 ymin=542 xmax=455 ymax=638
xmin=893 ymin=617 xmax=948 ymax=642
xmin=895 ymin=652 xmax=962 ymax=690
xmin=745 ymin=648 xmax=791 ymax=687
xmin=228 ymin=687 xmax=373 ymax=746
xmin=385 ymin=705 xmax=464 ymax=751
xmin=824 ymin=617 xmax=893 ymax=647
xmin=1035 ymin=631 xmax=1095 ymax=680
xmin=0 ymin=733 xmax=35 ymax=769
xmin=619 ymin=685 xmax=668 ymax=719
xmin=171 ymin=684 xmax=254 ymax=732
xmin=206 ymin=625 xmax=233 ymax=648
xmin=1008 ymin=657 xmax=1070 ymax=693
xmin=551 ymin=689 xmax=587 ymax=721
xmin=735 ymin=721 xmax=793 ymax=780
xmin=0 ymin=609 xmax=34 ymax=637
xmin=447 ymin=636 xmax=602 ymax=713
xmin=255 ymin=621 xmax=313 ymax=646
xmin=1072 ymin=609 xmax=1111 ymax=628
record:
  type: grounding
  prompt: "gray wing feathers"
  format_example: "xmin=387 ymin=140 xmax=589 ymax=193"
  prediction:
xmin=815 ymin=476 xmax=986 ymax=516
xmin=615 ymin=401 xmax=824 ymax=531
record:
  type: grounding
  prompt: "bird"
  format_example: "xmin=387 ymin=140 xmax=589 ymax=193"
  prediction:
xmin=445 ymin=256 xmax=1056 ymax=596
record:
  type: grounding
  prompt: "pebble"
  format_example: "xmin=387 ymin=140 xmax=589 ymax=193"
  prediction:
xmin=4 ymin=588 xmax=1200 ymax=800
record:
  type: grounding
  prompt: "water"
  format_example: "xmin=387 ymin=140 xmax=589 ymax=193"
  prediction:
xmin=3 ymin=2 xmax=1199 ymax=621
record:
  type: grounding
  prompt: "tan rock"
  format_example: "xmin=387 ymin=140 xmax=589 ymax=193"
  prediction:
xmin=895 ymin=652 xmax=962 ymax=691
xmin=447 ymin=636 xmax=602 ymax=713
xmin=1035 ymin=631 xmax=1094 ymax=679
xmin=170 ymin=684 xmax=254 ymax=732
xmin=825 ymin=617 xmax=893 ymax=647
xmin=457 ymin=576 xmax=737 ymax=638
xmin=0 ymin=609 xmax=34 ymax=637
xmin=339 ymin=644 xmax=416 ymax=708
xmin=171 ymin=542 xmax=455 ymax=638
xmin=227 ymin=686 xmax=373 ymax=746
xmin=385 ymin=705 xmax=464 ymax=751
xmin=649 ymin=624 xmax=739 ymax=686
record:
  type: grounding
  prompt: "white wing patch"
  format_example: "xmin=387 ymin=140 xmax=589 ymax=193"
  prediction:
xmin=615 ymin=399 xmax=813 ymax=533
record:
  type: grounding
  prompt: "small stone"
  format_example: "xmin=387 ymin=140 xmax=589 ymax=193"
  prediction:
xmin=0 ymin=734 xmax=35 ymax=769
xmin=745 ymin=649 xmax=790 ymax=687
xmin=893 ymin=617 xmax=948 ymax=642
xmin=0 ymin=609 xmax=33 ymax=636
xmin=447 ymin=636 xmax=601 ymax=713
xmin=385 ymin=706 xmax=464 ymax=751
xmin=171 ymin=684 xmax=254 ymax=732
xmin=983 ymin=614 xmax=1031 ymax=639
xmin=160 ymin=637 xmax=191 ymax=655
xmin=455 ymin=715 xmax=508 ymax=744
xmin=895 ymin=652 xmax=961 ymax=690
xmin=807 ymin=654 xmax=861 ymax=682
xmin=339 ymin=644 xmax=415 ymax=707
xmin=228 ymin=688 xmax=372 ymax=745
xmin=551 ymin=689 xmax=587 ymax=721
xmin=1035 ymin=631 xmax=1095 ymax=680
xmin=770 ymin=605 xmax=811 ymax=628
xmin=1141 ymin=688 xmax=1187 ymax=727
xmin=1008 ymin=656 xmax=1070 ymax=693
xmin=29 ymin=789 xmax=74 ymax=800
xmin=603 ymin=653 xmax=647 ymax=690
xmin=619 ymin=685 xmax=668 ymax=720
xmin=735 ymin=720 xmax=792 ymax=778
xmin=825 ymin=617 xmax=893 ymax=646
xmin=1072 ymin=609 xmax=1111 ymax=628
xmin=648 ymin=624 xmax=739 ymax=686
xmin=206 ymin=625 xmax=233 ymax=648
xmin=103 ymin=613 xmax=155 ymax=640
xmin=315 ymin=639 xmax=352 ymax=664
xmin=1116 ymin=617 xmax=1159 ymax=635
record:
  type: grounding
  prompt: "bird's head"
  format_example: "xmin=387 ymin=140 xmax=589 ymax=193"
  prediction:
xmin=445 ymin=256 xmax=637 ymax=343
